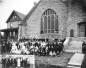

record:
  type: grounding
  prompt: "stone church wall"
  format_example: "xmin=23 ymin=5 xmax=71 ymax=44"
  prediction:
xmin=67 ymin=1 xmax=86 ymax=37
xmin=21 ymin=0 xmax=86 ymax=39
xmin=23 ymin=0 xmax=68 ymax=39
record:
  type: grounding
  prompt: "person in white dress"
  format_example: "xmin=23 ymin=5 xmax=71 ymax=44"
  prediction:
xmin=11 ymin=42 xmax=17 ymax=54
xmin=21 ymin=45 xmax=30 ymax=54
xmin=11 ymin=41 xmax=21 ymax=54
xmin=63 ymin=37 xmax=70 ymax=51
xmin=17 ymin=58 xmax=21 ymax=67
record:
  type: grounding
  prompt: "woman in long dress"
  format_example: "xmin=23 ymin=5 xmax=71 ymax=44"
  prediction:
xmin=63 ymin=37 xmax=70 ymax=51
xmin=11 ymin=42 xmax=18 ymax=54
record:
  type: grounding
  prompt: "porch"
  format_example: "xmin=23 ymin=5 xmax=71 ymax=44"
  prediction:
xmin=0 ymin=28 xmax=18 ymax=40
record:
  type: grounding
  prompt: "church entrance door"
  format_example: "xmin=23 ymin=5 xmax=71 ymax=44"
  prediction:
xmin=85 ymin=25 xmax=86 ymax=37
xmin=78 ymin=22 xmax=86 ymax=37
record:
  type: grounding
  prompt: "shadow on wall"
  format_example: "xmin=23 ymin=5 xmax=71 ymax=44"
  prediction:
xmin=71 ymin=0 xmax=86 ymax=11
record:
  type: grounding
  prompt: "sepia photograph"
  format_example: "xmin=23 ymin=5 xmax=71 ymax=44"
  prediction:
xmin=0 ymin=0 xmax=86 ymax=68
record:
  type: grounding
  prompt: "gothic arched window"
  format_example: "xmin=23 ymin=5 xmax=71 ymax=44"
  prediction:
xmin=40 ymin=9 xmax=58 ymax=34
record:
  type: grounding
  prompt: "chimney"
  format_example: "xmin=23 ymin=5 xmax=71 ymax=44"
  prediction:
xmin=61 ymin=0 xmax=67 ymax=2
xmin=34 ymin=2 xmax=37 ymax=6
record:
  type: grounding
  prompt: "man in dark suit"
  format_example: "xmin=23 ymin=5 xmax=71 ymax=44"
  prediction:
xmin=81 ymin=54 xmax=86 ymax=68
xmin=82 ymin=41 xmax=86 ymax=54
xmin=81 ymin=41 xmax=86 ymax=68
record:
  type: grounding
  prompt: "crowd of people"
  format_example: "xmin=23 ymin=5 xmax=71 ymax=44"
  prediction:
xmin=2 ymin=57 xmax=30 ymax=68
xmin=0 ymin=38 xmax=65 ymax=56
xmin=1 ymin=39 xmax=12 ymax=54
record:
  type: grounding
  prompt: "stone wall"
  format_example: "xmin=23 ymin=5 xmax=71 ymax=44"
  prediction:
xmin=67 ymin=1 xmax=86 ymax=37
xmin=22 ymin=0 xmax=68 ymax=39
xmin=64 ymin=37 xmax=83 ymax=53
xmin=21 ymin=0 xmax=86 ymax=39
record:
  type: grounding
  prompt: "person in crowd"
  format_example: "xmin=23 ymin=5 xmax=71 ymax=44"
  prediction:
xmin=2 ymin=57 xmax=6 ymax=68
xmin=45 ymin=44 xmax=49 ymax=56
xmin=6 ymin=41 xmax=10 ymax=53
xmin=27 ymin=58 xmax=30 ymax=67
xmin=34 ymin=43 xmax=39 ymax=55
xmin=49 ymin=42 xmax=53 ymax=56
xmin=12 ymin=58 xmax=17 ymax=67
xmin=11 ymin=41 xmax=20 ymax=54
xmin=54 ymin=41 xmax=58 ymax=56
xmin=1 ymin=43 xmax=4 ymax=54
xmin=81 ymin=54 xmax=86 ymax=68
xmin=82 ymin=41 xmax=86 ymax=54
xmin=2 ymin=41 xmax=5 ymax=54
xmin=57 ymin=40 xmax=64 ymax=55
xmin=7 ymin=58 xmax=11 ymax=67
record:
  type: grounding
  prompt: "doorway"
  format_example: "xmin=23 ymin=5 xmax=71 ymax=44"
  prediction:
xmin=78 ymin=23 xmax=86 ymax=37
xmin=85 ymin=25 xmax=86 ymax=37
xmin=70 ymin=29 xmax=74 ymax=37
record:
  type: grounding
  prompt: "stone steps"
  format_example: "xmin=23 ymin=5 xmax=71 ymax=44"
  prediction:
xmin=64 ymin=40 xmax=82 ymax=53
xmin=67 ymin=53 xmax=84 ymax=68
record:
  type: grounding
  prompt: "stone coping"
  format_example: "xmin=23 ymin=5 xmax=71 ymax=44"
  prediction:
xmin=68 ymin=53 xmax=84 ymax=66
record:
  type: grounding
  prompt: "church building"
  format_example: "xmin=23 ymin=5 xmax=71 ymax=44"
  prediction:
xmin=20 ymin=0 xmax=86 ymax=40
xmin=1 ymin=0 xmax=86 ymax=40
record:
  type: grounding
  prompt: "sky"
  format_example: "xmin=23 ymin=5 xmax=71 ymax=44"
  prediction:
xmin=0 ymin=0 xmax=39 ymax=30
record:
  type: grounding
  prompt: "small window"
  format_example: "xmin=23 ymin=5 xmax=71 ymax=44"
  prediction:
xmin=70 ymin=29 xmax=74 ymax=37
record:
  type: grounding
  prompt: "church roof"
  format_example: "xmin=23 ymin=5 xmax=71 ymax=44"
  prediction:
xmin=22 ymin=1 xmax=41 ymax=25
xmin=6 ymin=10 xmax=25 ymax=23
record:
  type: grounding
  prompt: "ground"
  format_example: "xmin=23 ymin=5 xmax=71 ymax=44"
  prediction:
xmin=35 ymin=52 xmax=74 ymax=68
xmin=0 ymin=52 xmax=74 ymax=68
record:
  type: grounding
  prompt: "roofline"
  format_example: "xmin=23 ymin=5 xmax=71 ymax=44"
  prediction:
xmin=0 ymin=28 xmax=18 ymax=32
xmin=22 ymin=0 xmax=41 ymax=25
xmin=6 ymin=10 xmax=25 ymax=23
xmin=6 ymin=10 xmax=14 ymax=23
